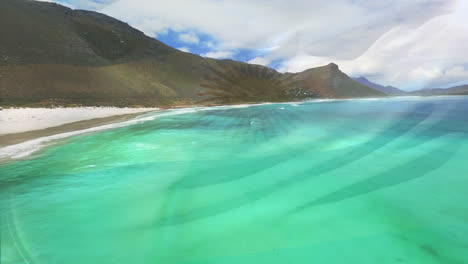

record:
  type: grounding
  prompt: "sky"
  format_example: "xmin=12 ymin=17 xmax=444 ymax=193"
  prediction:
xmin=38 ymin=0 xmax=468 ymax=91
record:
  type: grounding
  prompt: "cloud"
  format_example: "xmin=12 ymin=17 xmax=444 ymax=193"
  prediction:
xmin=92 ymin=0 xmax=454 ymax=56
xmin=177 ymin=47 xmax=190 ymax=52
xmin=178 ymin=32 xmax=199 ymax=44
xmin=248 ymin=57 xmax=270 ymax=66
xmin=202 ymin=41 xmax=214 ymax=48
xmin=49 ymin=0 xmax=117 ymax=10
xmin=279 ymin=0 xmax=468 ymax=90
xmin=200 ymin=51 xmax=234 ymax=59
xmin=39 ymin=0 xmax=465 ymax=90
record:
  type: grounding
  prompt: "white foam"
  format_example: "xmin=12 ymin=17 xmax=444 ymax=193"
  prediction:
xmin=0 ymin=98 xmax=407 ymax=160
xmin=0 ymin=107 xmax=158 ymax=135
xmin=0 ymin=104 xmax=268 ymax=160
xmin=306 ymin=99 xmax=340 ymax=103
xmin=0 ymin=114 xmax=157 ymax=160
xmin=300 ymin=97 xmax=391 ymax=104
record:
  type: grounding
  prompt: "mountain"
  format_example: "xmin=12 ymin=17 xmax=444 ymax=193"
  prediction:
xmin=0 ymin=0 xmax=385 ymax=107
xmin=288 ymin=64 xmax=384 ymax=98
xmin=352 ymin=77 xmax=406 ymax=95
xmin=410 ymin=84 xmax=468 ymax=96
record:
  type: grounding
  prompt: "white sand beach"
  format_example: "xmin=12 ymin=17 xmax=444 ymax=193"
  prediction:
xmin=0 ymin=107 xmax=158 ymax=135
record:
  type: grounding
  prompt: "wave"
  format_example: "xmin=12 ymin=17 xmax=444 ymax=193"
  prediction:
xmin=0 ymin=96 xmax=446 ymax=160
xmin=0 ymin=103 xmax=282 ymax=160
xmin=0 ymin=115 xmax=154 ymax=160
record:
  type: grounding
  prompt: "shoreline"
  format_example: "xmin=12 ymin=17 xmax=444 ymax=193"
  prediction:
xmin=0 ymin=107 xmax=158 ymax=135
xmin=0 ymin=102 xmax=286 ymax=160
xmin=0 ymin=111 xmax=155 ymax=148
xmin=0 ymin=95 xmax=461 ymax=148
xmin=1 ymin=95 xmax=466 ymax=161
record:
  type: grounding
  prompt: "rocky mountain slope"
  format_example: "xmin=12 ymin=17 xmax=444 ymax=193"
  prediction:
xmin=353 ymin=77 xmax=406 ymax=95
xmin=0 ymin=0 xmax=384 ymax=107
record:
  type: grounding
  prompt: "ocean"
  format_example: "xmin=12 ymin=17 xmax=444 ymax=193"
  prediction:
xmin=1 ymin=96 xmax=468 ymax=263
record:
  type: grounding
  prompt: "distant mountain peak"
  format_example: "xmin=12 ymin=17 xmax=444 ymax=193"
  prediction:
xmin=352 ymin=76 xmax=406 ymax=95
xmin=327 ymin=62 xmax=339 ymax=71
xmin=411 ymin=84 xmax=468 ymax=96
xmin=354 ymin=76 xmax=369 ymax=81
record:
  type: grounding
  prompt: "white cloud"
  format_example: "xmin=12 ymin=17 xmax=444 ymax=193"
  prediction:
xmin=177 ymin=47 xmax=190 ymax=52
xmin=40 ymin=0 xmax=117 ymax=10
xmin=445 ymin=66 xmax=468 ymax=80
xmin=279 ymin=0 xmax=468 ymax=90
xmin=96 ymin=0 xmax=454 ymax=57
xmin=178 ymin=32 xmax=199 ymax=44
xmin=248 ymin=57 xmax=271 ymax=66
xmin=201 ymin=51 xmax=234 ymax=59
xmin=40 ymin=0 xmax=465 ymax=89
xmin=202 ymin=41 xmax=214 ymax=48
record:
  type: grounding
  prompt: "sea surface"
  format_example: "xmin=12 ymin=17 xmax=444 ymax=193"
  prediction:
xmin=1 ymin=96 xmax=468 ymax=263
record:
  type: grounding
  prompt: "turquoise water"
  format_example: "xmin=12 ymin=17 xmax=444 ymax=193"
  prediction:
xmin=1 ymin=96 xmax=468 ymax=263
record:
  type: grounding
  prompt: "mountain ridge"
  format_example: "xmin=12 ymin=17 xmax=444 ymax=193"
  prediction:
xmin=410 ymin=84 xmax=468 ymax=96
xmin=0 ymin=0 xmax=385 ymax=107
xmin=352 ymin=77 xmax=406 ymax=95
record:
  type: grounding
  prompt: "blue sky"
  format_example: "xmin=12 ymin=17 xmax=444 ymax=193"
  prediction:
xmin=39 ymin=0 xmax=468 ymax=91
xmin=155 ymin=29 xmax=270 ymax=65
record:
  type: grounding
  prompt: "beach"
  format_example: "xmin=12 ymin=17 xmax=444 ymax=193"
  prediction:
xmin=0 ymin=107 xmax=158 ymax=147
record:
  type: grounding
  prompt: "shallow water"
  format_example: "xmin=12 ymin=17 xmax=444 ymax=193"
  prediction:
xmin=1 ymin=96 xmax=468 ymax=263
